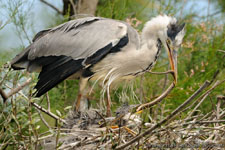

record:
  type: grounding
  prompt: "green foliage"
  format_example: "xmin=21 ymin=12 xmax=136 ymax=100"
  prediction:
xmin=0 ymin=0 xmax=225 ymax=149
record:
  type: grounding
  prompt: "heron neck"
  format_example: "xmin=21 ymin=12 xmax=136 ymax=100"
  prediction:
xmin=133 ymin=38 xmax=161 ymax=75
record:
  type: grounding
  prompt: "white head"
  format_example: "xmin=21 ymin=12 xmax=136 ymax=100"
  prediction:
xmin=142 ymin=15 xmax=185 ymax=84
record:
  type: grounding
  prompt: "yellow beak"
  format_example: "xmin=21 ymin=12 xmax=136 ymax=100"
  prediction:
xmin=166 ymin=42 xmax=178 ymax=84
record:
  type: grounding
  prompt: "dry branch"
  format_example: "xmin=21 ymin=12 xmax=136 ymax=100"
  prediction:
xmin=31 ymin=102 xmax=67 ymax=124
xmin=183 ymin=120 xmax=225 ymax=125
xmin=136 ymin=83 xmax=175 ymax=111
xmin=115 ymin=80 xmax=211 ymax=150
xmin=0 ymin=78 xmax=31 ymax=102
xmin=7 ymin=78 xmax=31 ymax=98
xmin=136 ymin=70 xmax=176 ymax=111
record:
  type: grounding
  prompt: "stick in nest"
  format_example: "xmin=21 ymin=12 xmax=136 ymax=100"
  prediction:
xmin=115 ymin=80 xmax=211 ymax=150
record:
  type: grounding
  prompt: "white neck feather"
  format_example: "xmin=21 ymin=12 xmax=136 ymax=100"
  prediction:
xmin=141 ymin=15 xmax=176 ymax=47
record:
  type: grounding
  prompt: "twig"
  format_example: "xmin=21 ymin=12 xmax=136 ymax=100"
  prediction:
xmin=39 ymin=0 xmax=63 ymax=14
xmin=31 ymin=102 xmax=67 ymax=124
xmin=187 ymin=80 xmax=220 ymax=119
xmin=7 ymin=78 xmax=31 ymax=98
xmin=46 ymin=92 xmax=50 ymax=112
xmin=18 ymin=90 xmax=67 ymax=124
xmin=36 ymin=109 xmax=52 ymax=130
xmin=0 ymin=78 xmax=31 ymax=102
xmin=183 ymin=120 xmax=225 ymax=125
xmin=136 ymin=83 xmax=175 ymax=111
xmin=69 ymin=0 xmax=77 ymax=15
xmin=95 ymin=110 xmax=107 ymax=127
xmin=218 ymin=50 xmax=225 ymax=53
xmin=115 ymin=81 xmax=210 ymax=150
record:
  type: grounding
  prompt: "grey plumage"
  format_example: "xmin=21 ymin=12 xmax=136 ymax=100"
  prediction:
xmin=11 ymin=15 xmax=185 ymax=109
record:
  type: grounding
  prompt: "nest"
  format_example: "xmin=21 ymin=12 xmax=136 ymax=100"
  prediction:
xmin=40 ymin=93 xmax=225 ymax=150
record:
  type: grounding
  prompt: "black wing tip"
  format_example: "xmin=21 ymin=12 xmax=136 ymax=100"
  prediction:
xmin=31 ymin=57 xmax=84 ymax=97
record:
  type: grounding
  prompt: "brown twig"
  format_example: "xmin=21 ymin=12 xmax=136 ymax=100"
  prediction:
xmin=69 ymin=0 xmax=77 ymax=15
xmin=187 ymin=80 xmax=221 ymax=119
xmin=39 ymin=0 xmax=63 ymax=14
xmin=7 ymin=78 xmax=31 ymax=98
xmin=183 ymin=120 xmax=225 ymax=125
xmin=31 ymin=102 xmax=67 ymax=124
xmin=136 ymin=83 xmax=175 ymax=111
xmin=36 ymin=109 xmax=52 ymax=130
xmin=0 ymin=78 xmax=31 ymax=102
xmin=115 ymin=81 xmax=210 ymax=150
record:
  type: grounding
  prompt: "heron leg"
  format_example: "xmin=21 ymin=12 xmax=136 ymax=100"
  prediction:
xmin=106 ymin=85 xmax=112 ymax=117
xmin=74 ymin=78 xmax=88 ymax=112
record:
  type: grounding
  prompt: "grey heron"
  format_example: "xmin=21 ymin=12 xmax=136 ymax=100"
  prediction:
xmin=11 ymin=15 xmax=185 ymax=116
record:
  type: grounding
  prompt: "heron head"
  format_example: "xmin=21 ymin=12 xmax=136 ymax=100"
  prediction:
xmin=143 ymin=15 xmax=185 ymax=84
xmin=164 ymin=22 xmax=185 ymax=84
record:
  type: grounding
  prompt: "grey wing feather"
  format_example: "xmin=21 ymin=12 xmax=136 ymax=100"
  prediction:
xmin=28 ymin=17 xmax=128 ymax=60
xmin=10 ymin=17 xmax=140 ymax=97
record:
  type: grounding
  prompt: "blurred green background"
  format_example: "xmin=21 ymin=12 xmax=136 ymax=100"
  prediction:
xmin=0 ymin=0 xmax=224 ymax=149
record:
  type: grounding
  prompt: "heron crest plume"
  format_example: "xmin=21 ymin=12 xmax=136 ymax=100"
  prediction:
xmin=142 ymin=15 xmax=177 ymax=43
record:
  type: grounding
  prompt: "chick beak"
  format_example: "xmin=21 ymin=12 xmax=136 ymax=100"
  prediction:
xmin=166 ymin=42 xmax=178 ymax=84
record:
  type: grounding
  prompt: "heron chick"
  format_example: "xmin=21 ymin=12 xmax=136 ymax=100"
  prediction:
xmin=11 ymin=15 xmax=185 ymax=116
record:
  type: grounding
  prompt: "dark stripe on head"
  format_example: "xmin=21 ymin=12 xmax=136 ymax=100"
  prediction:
xmin=167 ymin=23 xmax=185 ymax=40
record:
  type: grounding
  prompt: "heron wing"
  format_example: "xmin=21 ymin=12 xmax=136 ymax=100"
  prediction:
xmin=11 ymin=17 xmax=132 ymax=97
xmin=28 ymin=17 xmax=128 ymax=60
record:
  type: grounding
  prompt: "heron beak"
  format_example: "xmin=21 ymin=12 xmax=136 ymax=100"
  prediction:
xmin=166 ymin=42 xmax=178 ymax=84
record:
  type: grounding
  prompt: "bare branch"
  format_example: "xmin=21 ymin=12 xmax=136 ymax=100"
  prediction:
xmin=69 ymin=0 xmax=77 ymax=15
xmin=187 ymin=80 xmax=221 ymax=119
xmin=36 ymin=109 xmax=52 ymax=130
xmin=7 ymin=78 xmax=31 ymax=98
xmin=0 ymin=78 xmax=31 ymax=102
xmin=31 ymin=102 xmax=67 ymax=124
xmin=115 ymin=81 xmax=210 ymax=150
xmin=39 ymin=0 xmax=63 ymax=14
xmin=183 ymin=120 xmax=225 ymax=125
xmin=136 ymin=83 xmax=175 ymax=111
xmin=46 ymin=92 xmax=51 ymax=112
xmin=218 ymin=50 xmax=225 ymax=53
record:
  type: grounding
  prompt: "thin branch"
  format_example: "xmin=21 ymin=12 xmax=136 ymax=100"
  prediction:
xmin=187 ymin=80 xmax=220 ymax=118
xmin=18 ymin=91 xmax=67 ymax=124
xmin=183 ymin=120 xmax=225 ymax=125
xmin=0 ymin=78 xmax=31 ymax=102
xmin=136 ymin=83 xmax=175 ymax=111
xmin=218 ymin=50 xmax=225 ymax=53
xmin=36 ymin=109 xmax=52 ymax=130
xmin=39 ymin=0 xmax=63 ymax=14
xmin=7 ymin=78 xmax=31 ymax=98
xmin=69 ymin=0 xmax=77 ymax=15
xmin=46 ymin=92 xmax=50 ymax=112
xmin=115 ymin=81 xmax=210 ymax=150
xmin=31 ymin=102 xmax=67 ymax=124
